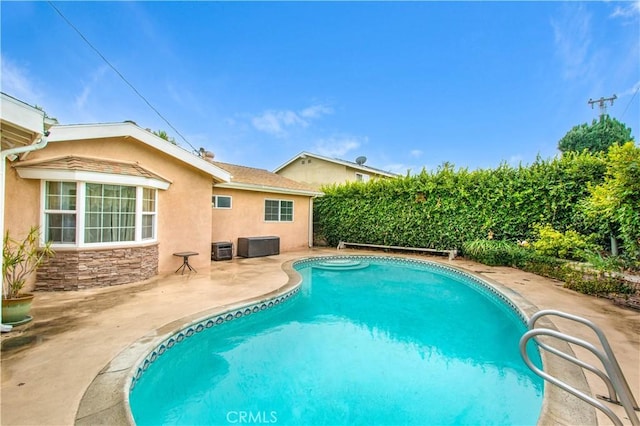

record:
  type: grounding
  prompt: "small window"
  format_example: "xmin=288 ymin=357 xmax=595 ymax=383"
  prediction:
xmin=355 ymin=172 xmax=370 ymax=182
xmin=45 ymin=181 xmax=77 ymax=243
xmin=212 ymin=195 xmax=232 ymax=209
xmin=264 ymin=199 xmax=293 ymax=222
xmin=141 ymin=188 xmax=156 ymax=240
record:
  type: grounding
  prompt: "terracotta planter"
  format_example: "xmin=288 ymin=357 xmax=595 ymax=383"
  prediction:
xmin=2 ymin=293 xmax=34 ymax=324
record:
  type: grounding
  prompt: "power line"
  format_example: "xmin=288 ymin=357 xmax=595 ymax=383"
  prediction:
xmin=47 ymin=1 xmax=200 ymax=154
xmin=620 ymin=86 xmax=639 ymax=119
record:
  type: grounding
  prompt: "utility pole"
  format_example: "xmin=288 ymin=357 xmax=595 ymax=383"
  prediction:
xmin=588 ymin=94 xmax=617 ymax=119
xmin=588 ymin=94 xmax=619 ymax=256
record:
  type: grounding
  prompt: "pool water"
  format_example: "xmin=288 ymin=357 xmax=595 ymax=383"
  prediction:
xmin=129 ymin=257 xmax=543 ymax=425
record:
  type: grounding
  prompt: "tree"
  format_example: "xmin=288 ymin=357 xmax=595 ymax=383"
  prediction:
xmin=581 ymin=142 xmax=640 ymax=260
xmin=152 ymin=129 xmax=177 ymax=145
xmin=558 ymin=115 xmax=633 ymax=154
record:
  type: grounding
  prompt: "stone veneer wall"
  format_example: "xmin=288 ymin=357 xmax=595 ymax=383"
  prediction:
xmin=35 ymin=244 xmax=159 ymax=291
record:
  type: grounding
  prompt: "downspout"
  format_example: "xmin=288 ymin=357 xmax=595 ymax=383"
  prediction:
xmin=0 ymin=134 xmax=49 ymax=332
xmin=308 ymin=196 xmax=315 ymax=248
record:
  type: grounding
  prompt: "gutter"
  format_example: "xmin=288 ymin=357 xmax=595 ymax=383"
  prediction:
xmin=215 ymin=181 xmax=323 ymax=197
xmin=0 ymin=134 xmax=49 ymax=332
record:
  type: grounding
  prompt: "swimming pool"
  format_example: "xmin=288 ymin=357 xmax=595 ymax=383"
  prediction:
xmin=129 ymin=256 xmax=543 ymax=425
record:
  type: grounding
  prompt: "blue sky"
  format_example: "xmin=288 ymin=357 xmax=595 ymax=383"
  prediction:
xmin=2 ymin=1 xmax=638 ymax=173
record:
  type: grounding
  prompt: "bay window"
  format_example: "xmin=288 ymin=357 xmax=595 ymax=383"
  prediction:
xmin=43 ymin=181 xmax=157 ymax=246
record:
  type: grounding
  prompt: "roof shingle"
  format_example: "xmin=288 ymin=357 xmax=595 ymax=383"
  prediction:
xmin=14 ymin=155 xmax=170 ymax=183
xmin=212 ymin=161 xmax=320 ymax=193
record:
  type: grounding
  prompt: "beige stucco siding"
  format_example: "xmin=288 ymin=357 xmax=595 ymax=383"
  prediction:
xmin=211 ymin=188 xmax=312 ymax=254
xmin=277 ymin=158 xmax=350 ymax=188
xmin=277 ymin=157 xmax=389 ymax=188
xmin=4 ymin=137 xmax=214 ymax=279
xmin=4 ymin=159 xmax=41 ymax=246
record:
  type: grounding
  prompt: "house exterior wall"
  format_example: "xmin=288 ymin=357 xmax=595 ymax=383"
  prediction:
xmin=211 ymin=188 xmax=312 ymax=256
xmin=277 ymin=157 xmax=389 ymax=188
xmin=277 ymin=158 xmax=348 ymax=189
xmin=4 ymin=136 xmax=214 ymax=291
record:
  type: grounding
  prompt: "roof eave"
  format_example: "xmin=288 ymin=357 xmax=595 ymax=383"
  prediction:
xmin=47 ymin=123 xmax=231 ymax=182
xmin=273 ymin=151 xmax=398 ymax=177
xmin=0 ymin=93 xmax=46 ymax=149
xmin=215 ymin=181 xmax=323 ymax=197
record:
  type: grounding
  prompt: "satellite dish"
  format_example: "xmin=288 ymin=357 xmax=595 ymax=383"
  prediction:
xmin=355 ymin=156 xmax=367 ymax=165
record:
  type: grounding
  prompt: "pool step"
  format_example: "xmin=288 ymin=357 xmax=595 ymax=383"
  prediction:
xmin=313 ymin=259 xmax=370 ymax=270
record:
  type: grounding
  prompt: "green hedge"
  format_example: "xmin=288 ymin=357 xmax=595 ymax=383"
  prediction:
xmin=315 ymin=151 xmax=606 ymax=249
xmin=460 ymin=239 xmax=634 ymax=297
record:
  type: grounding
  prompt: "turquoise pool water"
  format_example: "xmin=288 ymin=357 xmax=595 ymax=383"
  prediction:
xmin=129 ymin=257 xmax=543 ymax=425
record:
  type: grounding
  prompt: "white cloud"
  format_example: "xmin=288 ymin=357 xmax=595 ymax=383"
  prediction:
xmin=610 ymin=1 xmax=640 ymax=19
xmin=410 ymin=149 xmax=423 ymax=158
xmin=0 ymin=55 xmax=41 ymax=103
xmin=251 ymin=104 xmax=332 ymax=137
xmin=619 ymin=80 xmax=640 ymax=97
xmin=73 ymin=66 xmax=108 ymax=115
xmin=551 ymin=4 xmax=594 ymax=81
xmin=314 ymin=135 xmax=366 ymax=158
xmin=75 ymin=85 xmax=91 ymax=110
xmin=252 ymin=110 xmax=305 ymax=137
xmin=300 ymin=104 xmax=333 ymax=119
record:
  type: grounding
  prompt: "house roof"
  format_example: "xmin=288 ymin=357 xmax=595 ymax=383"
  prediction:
xmin=46 ymin=122 xmax=231 ymax=183
xmin=0 ymin=92 xmax=54 ymax=150
xmin=14 ymin=155 xmax=172 ymax=190
xmin=212 ymin=161 xmax=323 ymax=197
xmin=273 ymin=151 xmax=399 ymax=178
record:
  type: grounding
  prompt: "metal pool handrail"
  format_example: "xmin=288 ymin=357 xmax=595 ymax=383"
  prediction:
xmin=520 ymin=309 xmax=639 ymax=426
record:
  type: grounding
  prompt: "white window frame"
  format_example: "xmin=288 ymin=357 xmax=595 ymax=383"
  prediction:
xmin=355 ymin=172 xmax=370 ymax=182
xmin=40 ymin=180 xmax=159 ymax=248
xmin=43 ymin=181 xmax=78 ymax=245
xmin=212 ymin=195 xmax=232 ymax=209
xmin=141 ymin=187 xmax=157 ymax=241
xmin=84 ymin=183 xmax=137 ymax=244
xmin=264 ymin=199 xmax=294 ymax=222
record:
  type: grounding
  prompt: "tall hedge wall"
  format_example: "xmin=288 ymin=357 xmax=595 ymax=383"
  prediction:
xmin=315 ymin=152 xmax=607 ymax=250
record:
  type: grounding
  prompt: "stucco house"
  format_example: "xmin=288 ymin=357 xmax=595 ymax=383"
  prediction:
xmin=273 ymin=151 xmax=399 ymax=189
xmin=1 ymin=93 xmax=319 ymax=292
xmin=211 ymin=162 xmax=322 ymax=256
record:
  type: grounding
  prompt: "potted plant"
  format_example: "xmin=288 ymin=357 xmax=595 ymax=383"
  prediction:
xmin=2 ymin=226 xmax=54 ymax=324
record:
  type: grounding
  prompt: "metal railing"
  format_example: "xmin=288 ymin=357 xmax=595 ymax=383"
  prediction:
xmin=520 ymin=309 xmax=639 ymax=426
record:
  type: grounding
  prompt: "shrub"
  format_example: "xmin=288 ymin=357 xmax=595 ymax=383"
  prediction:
xmin=462 ymin=239 xmax=530 ymax=267
xmin=563 ymin=270 xmax=633 ymax=296
xmin=517 ymin=252 xmax=634 ymax=297
xmin=531 ymin=224 xmax=596 ymax=261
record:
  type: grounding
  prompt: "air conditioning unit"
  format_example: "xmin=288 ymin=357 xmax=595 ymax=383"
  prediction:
xmin=211 ymin=241 xmax=233 ymax=261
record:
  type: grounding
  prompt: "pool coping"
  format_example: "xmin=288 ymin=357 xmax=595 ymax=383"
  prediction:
xmin=74 ymin=255 xmax=596 ymax=426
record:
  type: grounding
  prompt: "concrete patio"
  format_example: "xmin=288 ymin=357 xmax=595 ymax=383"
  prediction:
xmin=1 ymin=248 xmax=639 ymax=425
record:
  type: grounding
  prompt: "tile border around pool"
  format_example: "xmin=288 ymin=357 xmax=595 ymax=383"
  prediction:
xmin=128 ymin=285 xmax=301 ymax=391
